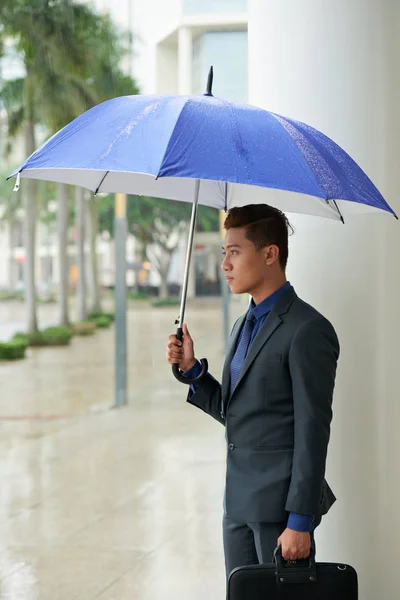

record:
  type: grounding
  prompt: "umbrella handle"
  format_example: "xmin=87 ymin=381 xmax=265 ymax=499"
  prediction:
xmin=171 ymin=327 xmax=208 ymax=385
xmin=172 ymin=360 xmax=208 ymax=385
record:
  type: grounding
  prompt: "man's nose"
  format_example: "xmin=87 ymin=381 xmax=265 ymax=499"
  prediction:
xmin=221 ymin=256 xmax=231 ymax=271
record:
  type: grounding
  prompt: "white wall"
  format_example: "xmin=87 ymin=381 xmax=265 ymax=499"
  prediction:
xmin=378 ymin=1 xmax=400 ymax=596
xmin=131 ymin=0 xmax=182 ymax=93
xmin=248 ymin=1 xmax=400 ymax=598
xmin=86 ymin=0 xmax=181 ymax=92
xmin=156 ymin=43 xmax=179 ymax=95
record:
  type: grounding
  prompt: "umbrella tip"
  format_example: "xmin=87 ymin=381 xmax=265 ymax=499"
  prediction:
xmin=204 ymin=66 xmax=214 ymax=97
xmin=13 ymin=172 xmax=21 ymax=192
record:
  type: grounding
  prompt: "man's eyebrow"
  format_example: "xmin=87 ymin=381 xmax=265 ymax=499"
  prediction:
xmin=222 ymin=244 xmax=242 ymax=250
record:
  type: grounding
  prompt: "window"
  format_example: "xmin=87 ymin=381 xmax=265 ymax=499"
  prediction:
xmin=192 ymin=30 xmax=248 ymax=104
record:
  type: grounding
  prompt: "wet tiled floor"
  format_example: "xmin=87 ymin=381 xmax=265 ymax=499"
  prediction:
xmin=0 ymin=297 xmax=245 ymax=599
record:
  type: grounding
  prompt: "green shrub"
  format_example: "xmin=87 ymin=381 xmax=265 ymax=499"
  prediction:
xmin=151 ymin=298 xmax=180 ymax=308
xmin=0 ymin=290 xmax=24 ymax=302
xmin=13 ymin=331 xmax=46 ymax=347
xmin=15 ymin=326 xmax=73 ymax=347
xmin=70 ymin=321 xmax=97 ymax=336
xmin=0 ymin=340 xmax=27 ymax=360
xmin=88 ymin=310 xmax=115 ymax=322
xmin=128 ymin=292 xmax=150 ymax=302
xmin=26 ymin=332 xmax=47 ymax=347
xmin=12 ymin=332 xmax=29 ymax=343
xmin=88 ymin=310 xmax=102 ymax=320
xmin=13 ymin=330 xmax=46 ymax=347
xmin=93 ymin=315 xmax=112 ymax=328
xmin=38 ymin=296 xmax=57 ymax=305
xmin=42 ymin=326 xmax=72 ymax=346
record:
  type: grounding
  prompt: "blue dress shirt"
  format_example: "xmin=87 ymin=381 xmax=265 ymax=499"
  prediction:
xmin=183 ymin=282 xmax=314 ymax=532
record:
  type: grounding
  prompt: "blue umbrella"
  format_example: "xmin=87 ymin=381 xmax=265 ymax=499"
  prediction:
xmin=8 ymin=68 xmax=397 ymax=384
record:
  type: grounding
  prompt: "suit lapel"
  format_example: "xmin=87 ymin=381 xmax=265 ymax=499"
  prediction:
xmin=222 ymin=314 xmax=245 ymax=409
xmin=227 ymin=287 xmax=298 ymax=403
xmin=232 ymin=312 xmax=283 ymax=395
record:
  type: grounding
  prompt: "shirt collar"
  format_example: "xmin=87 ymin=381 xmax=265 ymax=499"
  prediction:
xmin=250 ymin=281 xmax=292 ymax=320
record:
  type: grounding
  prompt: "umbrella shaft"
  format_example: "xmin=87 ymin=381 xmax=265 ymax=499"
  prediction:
xmin=179 ymin=180 xmax=200 ymax=327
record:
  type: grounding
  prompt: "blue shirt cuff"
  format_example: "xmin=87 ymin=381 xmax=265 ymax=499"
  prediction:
xmin=181 ymin=360 xmax=202 ymax=394
xmin=287 ymin=513 xmax=315 ymax=532
xmin=182 ymin=361 xmax=202 ymax=379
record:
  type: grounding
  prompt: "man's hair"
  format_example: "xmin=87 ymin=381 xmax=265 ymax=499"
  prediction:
xmin=224 ymin=204 xmax=294 ymax=270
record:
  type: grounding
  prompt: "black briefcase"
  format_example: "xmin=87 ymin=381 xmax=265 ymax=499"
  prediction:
xmin=227 ymin=547 xmax=358 ymax=599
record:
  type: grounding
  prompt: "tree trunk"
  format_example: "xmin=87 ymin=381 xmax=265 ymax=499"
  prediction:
xmin=150 ymin=244 xmax=174 ymax=300
xmin=23 ymin=119 xmax=39 ymax=333
xmin=75 ymin=187 xmax=87 ymax=321
xmin=159 ymin=271 xmax=169 ymax=299
xmin=132 ymin=252 xmax=140 ymax=295
xmin=45 ymin=223 xmax=52 ymax=298
xmin=8 ymin=221 xmax=15 ymax=293
xmin=57 ymin=183 xmax=69 ymax=327
xmin=87 ymin=195 xmax=102 ymax=314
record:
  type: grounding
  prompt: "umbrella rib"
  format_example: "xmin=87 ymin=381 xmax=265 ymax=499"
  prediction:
xmin=94 ymin=171 xmax=110 ymax=196
xmin=330 ymin=200 xmax=345 ymax=224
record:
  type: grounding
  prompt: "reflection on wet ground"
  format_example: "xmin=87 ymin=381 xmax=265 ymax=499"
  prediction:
xmin=0 ymin=297 xmax=245 ymax=599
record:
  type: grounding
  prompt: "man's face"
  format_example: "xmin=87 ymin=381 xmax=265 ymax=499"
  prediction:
xmin=221 ymin=227 xmax=270 ymax=295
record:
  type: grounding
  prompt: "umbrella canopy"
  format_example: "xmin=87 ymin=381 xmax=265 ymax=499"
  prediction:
xmin=9 ymin=94 xmax=396 ymax=222
xmin=8 ymin=88 xmax=397 ymax=386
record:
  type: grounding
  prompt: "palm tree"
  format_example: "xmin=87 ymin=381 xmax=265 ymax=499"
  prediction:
xmin=1 ymin=2 xmax=139 ymax=331
xmin=87 ymin=194 xmax=102 ymax=315
xmin=57 ymin=184 xmax=69 ymax=326
xmin=63 ymin=11 xmax=139 ymax=319
xmin=70 ymin=11 xmax=139 ymax=316
xmin=0 ymin=74 xmax=39 ymax=330
xmin=0 ymin=1 xmax=97 ymax=332
xmin=75 ymin=187 xmax=87 ymax=321
xmin=0 ymin=169 xmax=22 ymax=293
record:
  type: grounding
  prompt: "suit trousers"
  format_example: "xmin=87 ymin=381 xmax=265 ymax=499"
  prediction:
xmin=223 ymin=515 xmax=320 ymax=581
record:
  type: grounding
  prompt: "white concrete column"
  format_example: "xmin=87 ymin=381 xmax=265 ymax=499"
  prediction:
xmin=178 ymin=26 xmax=193 ymax=94
xmin=377 ymin=3 xmax=400 ymax=597
xmin=248 ymin=2 xmax=400 ymax=599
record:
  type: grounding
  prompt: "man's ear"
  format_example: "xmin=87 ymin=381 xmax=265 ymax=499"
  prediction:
xmin=264 ymin=244 xmax=280 ymax=266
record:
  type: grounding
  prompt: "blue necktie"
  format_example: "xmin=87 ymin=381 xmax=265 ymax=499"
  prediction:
xmin=230 ymin=308 xmax=256 ymax=395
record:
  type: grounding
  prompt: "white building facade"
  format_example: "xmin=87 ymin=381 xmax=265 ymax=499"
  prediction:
xmin=248 ymin=1 xmax=400 ymax=599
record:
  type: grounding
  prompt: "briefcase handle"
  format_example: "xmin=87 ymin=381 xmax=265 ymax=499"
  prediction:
xmin=274 ymin=545 xmax=317 ymax=585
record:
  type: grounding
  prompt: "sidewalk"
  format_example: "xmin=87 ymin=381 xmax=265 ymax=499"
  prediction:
xmin=0 ymin=301 xmax=59 ymax=342
xmin=0 ymin=297 xmax=245 ymax=599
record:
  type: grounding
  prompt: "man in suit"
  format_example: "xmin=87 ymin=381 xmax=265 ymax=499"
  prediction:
xmin=167 ymin=204 xmax=339 ymax=580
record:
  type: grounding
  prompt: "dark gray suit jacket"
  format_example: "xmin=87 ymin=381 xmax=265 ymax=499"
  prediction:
xmin=187 ymin=287 xmax=339 ymax=523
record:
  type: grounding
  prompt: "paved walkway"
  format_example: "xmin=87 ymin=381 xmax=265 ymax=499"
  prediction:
xmin=0 ymin=297 xmax=246 ymax=599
